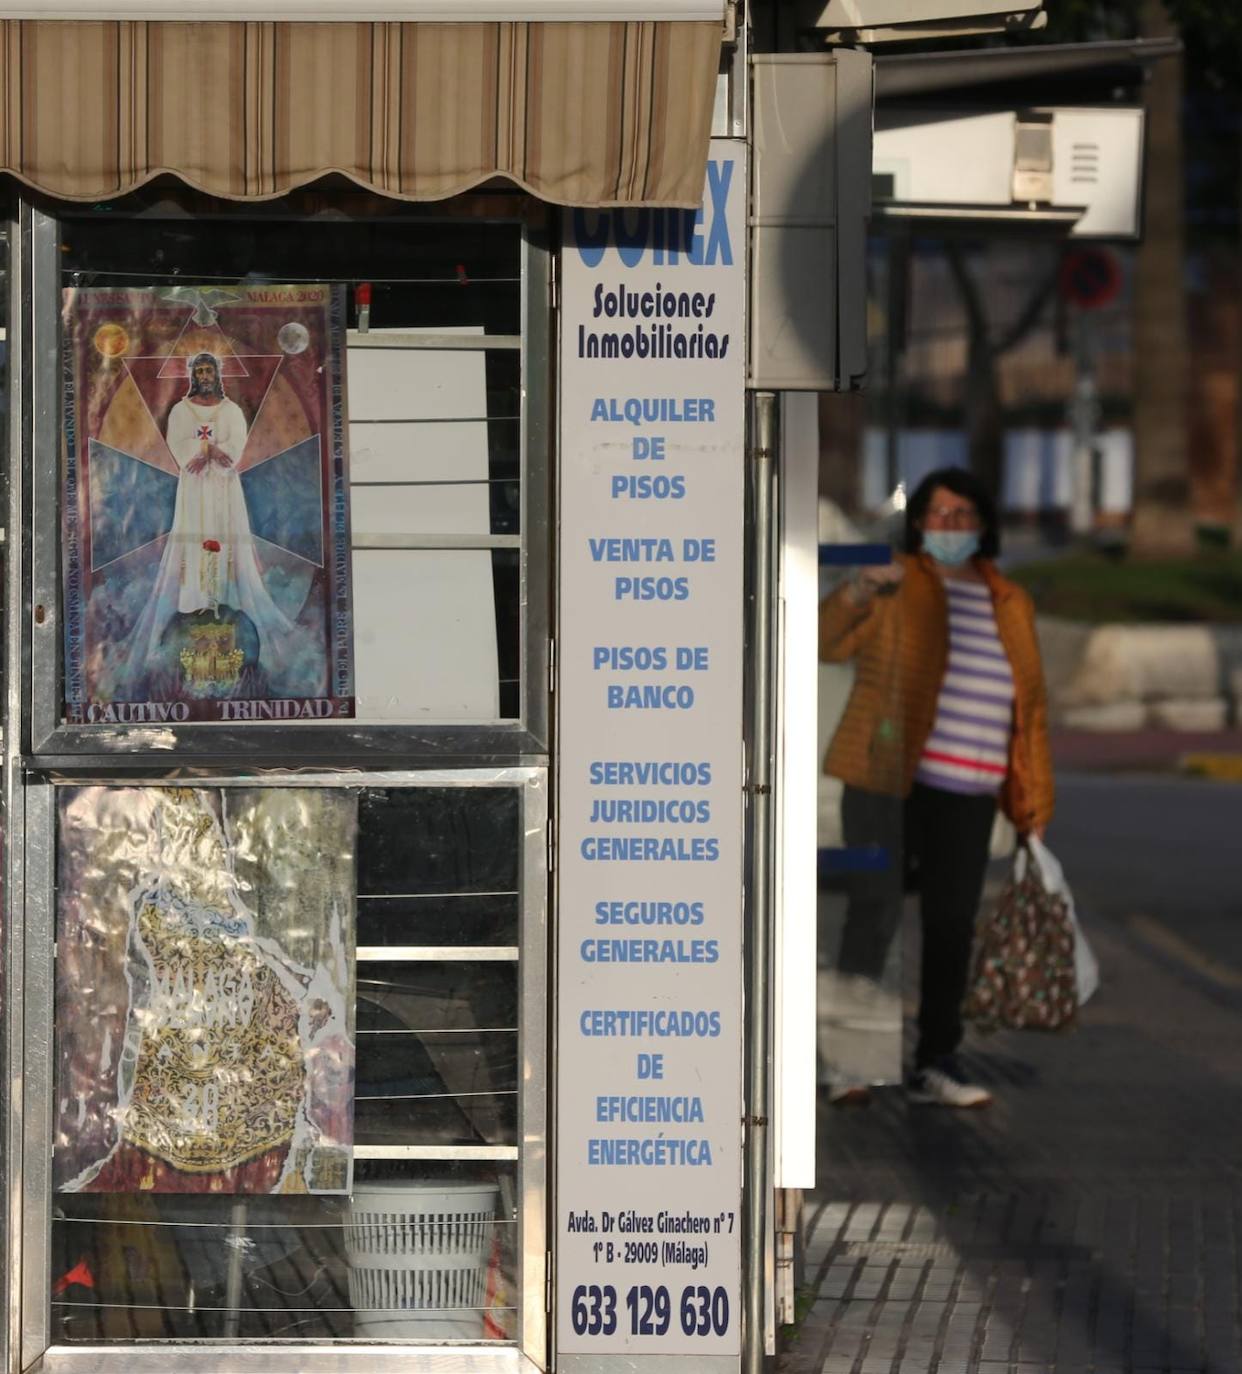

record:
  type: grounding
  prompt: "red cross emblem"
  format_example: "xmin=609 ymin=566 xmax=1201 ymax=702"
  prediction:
xmin=196 ymin=425 xmax=213 ymax=441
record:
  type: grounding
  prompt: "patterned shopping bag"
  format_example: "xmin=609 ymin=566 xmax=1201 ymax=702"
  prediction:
xmin=963 ymin=843 xmax=1078 ymax=1032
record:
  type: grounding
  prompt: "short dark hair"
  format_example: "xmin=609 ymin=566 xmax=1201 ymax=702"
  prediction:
xmin=903 ymin=466 xmax=1000 ymax=559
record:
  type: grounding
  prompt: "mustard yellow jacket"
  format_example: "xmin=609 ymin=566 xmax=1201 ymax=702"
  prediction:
xmin=819 ymin=553 xmax=1054 ymax=833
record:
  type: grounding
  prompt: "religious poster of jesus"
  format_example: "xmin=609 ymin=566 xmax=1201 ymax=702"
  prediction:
xmin=61 ymin=285 xmax=354 ymax=724
xmin=54 ymin=785 xmax=356 ymax=1195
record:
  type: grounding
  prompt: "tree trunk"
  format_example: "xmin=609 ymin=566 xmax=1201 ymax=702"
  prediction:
xmin=944 ymin=242 xmax=1059 ymax=509
xmin=944 ymin=243 xmax=1004 ymax=500
xmin=965 ymin=338 xmax=1004 ymax=500
xmin=1235 ymin=132 xmax=1242 ymax=547
xmin=1129 ymin=0 xmax=1195 ymax=556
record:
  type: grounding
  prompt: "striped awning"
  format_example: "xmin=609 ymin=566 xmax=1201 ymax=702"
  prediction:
xmin=0 ymin=18 xmax=723 ymax=206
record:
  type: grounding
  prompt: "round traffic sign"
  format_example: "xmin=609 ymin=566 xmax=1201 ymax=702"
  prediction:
xmin=1058 ymin=247 xmax=1122 ymax=311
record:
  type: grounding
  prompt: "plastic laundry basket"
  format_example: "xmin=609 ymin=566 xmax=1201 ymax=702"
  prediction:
xmin=345 ymin=1179 xmax=500 ymax=1340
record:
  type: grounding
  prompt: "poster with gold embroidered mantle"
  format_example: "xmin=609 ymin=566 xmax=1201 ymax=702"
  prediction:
xmin=54 ymin=787 xmax=356 ymax=1195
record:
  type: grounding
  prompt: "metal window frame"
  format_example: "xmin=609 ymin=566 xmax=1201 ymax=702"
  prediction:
xmin=14 ymin=767 xmax=548 ymax=1374
xmin=3 ymin=204 xmax=30 ymax=1374
xmin=22 ymin=197 xmax=552 ymax=768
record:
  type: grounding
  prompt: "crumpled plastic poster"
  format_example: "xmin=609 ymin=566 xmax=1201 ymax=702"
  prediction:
xmin=54 ymin=787 xmax=356 ymax=1195
xmin=61 ymin=284 xmax=354 ymax=724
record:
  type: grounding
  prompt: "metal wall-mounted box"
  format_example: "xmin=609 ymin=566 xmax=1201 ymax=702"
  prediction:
xmin=804 ymin=0 xmax=1045 ymax=41
xmin=812 ymin=0 xmax=1041 ymax=22
xmin=749 ymin=50 xmax=873 ymax=391
xmin=873 ymin=105 xmax=1146 ymax=238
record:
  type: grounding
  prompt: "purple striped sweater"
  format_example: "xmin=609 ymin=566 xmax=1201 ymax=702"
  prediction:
xmin=914 ymin=577 xmax=1015 ymax=796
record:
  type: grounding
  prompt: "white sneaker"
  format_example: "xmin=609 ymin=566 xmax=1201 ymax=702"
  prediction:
xmin=906 ymin=1058 xmax=992 ymax=1108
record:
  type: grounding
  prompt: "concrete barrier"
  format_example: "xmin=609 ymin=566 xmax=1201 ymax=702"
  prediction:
xmin=1034 ymin=616 xmax=1095 ymax=707
xmin=1147 ymin=698 xmax=1230 ymax=731
xmin=1058 ymin=624 xmax=1219 ymax=706
xmin=1038 ymin=619 xmax=1237 ymax=731
xmin=1061 ymin=701 xmax=1148 ymax=731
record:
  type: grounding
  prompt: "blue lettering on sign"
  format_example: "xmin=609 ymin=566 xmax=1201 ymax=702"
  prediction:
xmin=615 ymin=209 xmax=651 ymax=268
xmin=574 ymin=161 xmax=734 ymax=269
xmin=703 ymin=160 xmax=734 ymax=265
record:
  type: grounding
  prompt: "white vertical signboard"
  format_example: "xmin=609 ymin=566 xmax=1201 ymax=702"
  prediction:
xmin=557 ymin=139 xmax=747 ymax=1363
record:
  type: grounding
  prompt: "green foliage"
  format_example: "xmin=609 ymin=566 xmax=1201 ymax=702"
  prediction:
xmin=777 ymin=1285 xmax=821 ymax=1344
xmin=1167 ymin=0 xmax=1242 ymax=85
xmin=1011 ymin=547 xmax=1242 ymax=624
xmin=1038 ymin=0 xmax=1241 ymax=86
xmin=1039 ymin=0 xmax=1140 ymax=43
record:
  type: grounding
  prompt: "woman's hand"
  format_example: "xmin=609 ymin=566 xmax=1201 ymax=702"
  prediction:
xmin=847 ymin=561 xmax=904 ymax=605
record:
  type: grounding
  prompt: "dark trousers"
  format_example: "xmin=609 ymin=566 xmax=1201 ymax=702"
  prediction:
xmin=836 ymin=781 xmax=996 ymax=1069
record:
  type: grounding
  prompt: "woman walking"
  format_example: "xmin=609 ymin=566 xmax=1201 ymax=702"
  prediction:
xmin=820 ymin=467 xmax=1054 ymax=1107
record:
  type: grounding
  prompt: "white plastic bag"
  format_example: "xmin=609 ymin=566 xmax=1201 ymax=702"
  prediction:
xmin=1020 ymin=835 xmax=1099 ymax=1006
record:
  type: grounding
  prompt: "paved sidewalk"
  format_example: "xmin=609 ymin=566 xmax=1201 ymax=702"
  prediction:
xmin=779 ymin=907 xmax=1242 ymax=1374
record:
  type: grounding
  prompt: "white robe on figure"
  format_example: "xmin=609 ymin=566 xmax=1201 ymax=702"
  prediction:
xmin=122 ymin=394 xmax=294 ymax=691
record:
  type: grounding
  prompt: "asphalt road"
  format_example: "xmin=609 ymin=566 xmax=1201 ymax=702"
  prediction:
xmin=1047 ymin=771 xmax=1242 ymax=989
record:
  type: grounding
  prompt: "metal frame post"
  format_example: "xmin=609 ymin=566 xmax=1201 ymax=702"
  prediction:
xmin=2 ymin=199 xmax=36 ymax=1374
xmin=743 ymin=389 xmax=777 ymax=1374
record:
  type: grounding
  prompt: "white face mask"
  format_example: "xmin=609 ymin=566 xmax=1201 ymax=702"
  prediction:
xmin=923 ymin=530 xmax=980 ymax=566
